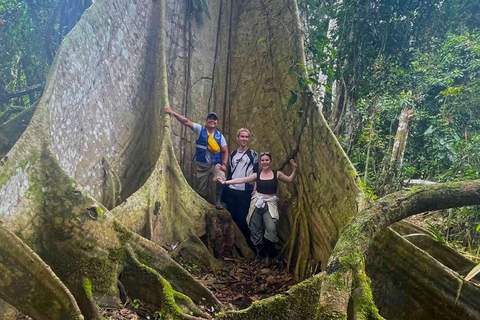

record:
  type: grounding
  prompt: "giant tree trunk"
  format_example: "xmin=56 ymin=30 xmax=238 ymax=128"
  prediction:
xmin=1 ymin=0 xmax=480 ymax=319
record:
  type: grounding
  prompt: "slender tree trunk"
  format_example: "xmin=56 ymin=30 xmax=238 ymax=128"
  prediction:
xmin=45 ymin=0 xmax=66 ymax=64
xmin=379 ymin=107 xmax=414 ymax=195
xmin=363 ymin=124 xmax=374 ymax=185
xmin=1 ymin=84 xmax=42 ymax=103
xmin=390 ymin=107 xmax=414 ymax=175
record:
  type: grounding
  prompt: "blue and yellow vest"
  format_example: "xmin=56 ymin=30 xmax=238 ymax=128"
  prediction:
xmin=196 ymin=127 xmax=222 ymax=164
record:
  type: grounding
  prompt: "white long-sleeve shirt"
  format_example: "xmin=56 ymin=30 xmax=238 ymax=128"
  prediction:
xmin=246 ymin=192 xmax=280 ymax=224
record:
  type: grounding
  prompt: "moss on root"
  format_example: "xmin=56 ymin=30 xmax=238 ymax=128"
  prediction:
xmin=113 ymin=220 xmax=133 ymax=244
xmin=121 ymin=245 xmax=210 ymax=319
xmin=0 ymin=167 xmax=14 ymax=190
xmin=352 ymin=265 xmax=383 ymax=320
xmin=32 ymin=151 xmax=124 ymax=303
xmin=83 ymin=278 xmax=93 ymax=298
xmin=217 ymin=274 xmax=324 ymax=320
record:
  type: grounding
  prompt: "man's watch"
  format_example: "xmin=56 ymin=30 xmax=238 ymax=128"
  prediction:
xmin=222 ymin=162 xmax=227 ymax=166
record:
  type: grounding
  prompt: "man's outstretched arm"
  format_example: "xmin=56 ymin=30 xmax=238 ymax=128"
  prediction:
xmin=165 ymin=108 xmax=194 ymax=129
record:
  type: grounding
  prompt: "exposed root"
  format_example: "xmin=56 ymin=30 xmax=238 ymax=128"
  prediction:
xmin=171 ymin=234 xmax=223 ymax=272
xmin=0 ymin=299 xmax=18 ymax=320
xmin=0 ymin=224 xmax=84 ymax=320
xmin=122 ymin=244 xmax=210 ymax=319
xmin=351 ymin=265 xmax=383 ymax=320
xmin=117 ymin=224 xmax=223 ymax=309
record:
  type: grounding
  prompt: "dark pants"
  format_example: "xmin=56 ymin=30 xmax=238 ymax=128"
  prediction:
xmin=224 ymin=188 xmax=254 ymax=248
xmin=249 ymin=205 xmax=278 ymax=246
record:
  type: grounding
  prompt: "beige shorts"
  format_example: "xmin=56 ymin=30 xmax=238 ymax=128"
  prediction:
xmin=196 ymin=163 xmax=226 ymax=197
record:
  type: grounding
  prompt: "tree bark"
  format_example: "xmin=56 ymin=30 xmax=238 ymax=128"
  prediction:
xmin=379 ymin=107 xmax=414 ymax=195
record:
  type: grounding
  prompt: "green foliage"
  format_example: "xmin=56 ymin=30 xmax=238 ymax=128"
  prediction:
xmin=358 ymin=180 xmax=377 ymax=200
xmin=287 ymin=62 xmax=319 ymax=108
xmin=300 ymin=0 xmax=480 ymax=195
xmin=427 ymin=223 xmax=445 ymax=245
xmin=132 ymin=298 xmax=140 ymax=309
xmin=0 ymin=0 xmax=90 ymax=114
xmin=0 ymin=0 xmax=50 ymax=110
xmin=300 ymin=1 xmax=480 ymax=254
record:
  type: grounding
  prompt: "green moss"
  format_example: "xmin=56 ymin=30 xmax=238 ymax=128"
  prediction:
xmin=26 ymin=168 xmax=43 ymax=205
xmin=334 ymin=224 xmax=362 ymax=255
xmin=17 ymin=149 xmax=38 ymax=170
xmin=124 ymin=251 xmax=188 ymax=318
xmin=108 ymin=247 xmax=125 ymax=263
xmin=217 ymin=295 xmax=289 ymax=320
xmin=339 ymin=253 xmax=362 ymax=269
xmin=83 ymin=278 xmax=93 ymax=297
xmin=48 ymin=251 xmax=119 ymax=297
xmin=113 ymin=221 xmax=133 ymax=244
xmin=353 ymin=267 xmax=383 ymax=320
xmin=159 ymin=277 xmax=184 ymax=316
xmin=328 ymin=271 xmax=350 ymax=292
xmin=405 ymin=186 xmax=422 ymax=196
xmin=0 ymin=167 xmax=14 ymax=190
xmin=135 ymin=249 xmax=156 ymax=265
xmin=95 ymin=206 xmax=104 ymax=217
xmin=29 ymin=282 xmax=74 ymax=319
xmin=85 ymin=256 xmax=119 ymax=295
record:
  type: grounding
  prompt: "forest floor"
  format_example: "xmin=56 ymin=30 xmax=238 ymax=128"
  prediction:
xmin=18 ymin=257 xmax=297 ymax=319
xmin=102 ymin=256 xmax=297 ymax=319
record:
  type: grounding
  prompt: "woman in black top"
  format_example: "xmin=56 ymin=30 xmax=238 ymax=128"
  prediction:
xmin=219 ymin=152 xmax=297 ymax=265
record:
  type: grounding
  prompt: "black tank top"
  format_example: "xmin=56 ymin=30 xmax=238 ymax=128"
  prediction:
xmin=256 ymin=170 xmax=278 ymax=194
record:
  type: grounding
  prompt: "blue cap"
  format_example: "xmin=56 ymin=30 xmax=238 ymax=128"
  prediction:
xmin=206 ymin=112 xmax=218 ymax=120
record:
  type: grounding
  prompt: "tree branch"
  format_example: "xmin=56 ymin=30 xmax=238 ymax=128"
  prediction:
xmin=3 ymin=84 xmax=43 ymax=102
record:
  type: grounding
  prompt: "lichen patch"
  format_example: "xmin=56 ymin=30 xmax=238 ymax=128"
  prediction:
xmin=0 ymin=167 xmax=29 ymax=216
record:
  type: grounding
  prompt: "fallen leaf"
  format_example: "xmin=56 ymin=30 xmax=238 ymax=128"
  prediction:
xmin=249 ymin=295 xmax=260 ymax=301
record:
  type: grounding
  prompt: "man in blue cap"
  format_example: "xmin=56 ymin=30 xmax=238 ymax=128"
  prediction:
xmin=165 ymin=108 xmax=229 ymax=209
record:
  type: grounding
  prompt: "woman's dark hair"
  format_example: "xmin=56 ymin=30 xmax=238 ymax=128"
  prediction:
xmin=260 ymin=152 xmax=272 ymax=160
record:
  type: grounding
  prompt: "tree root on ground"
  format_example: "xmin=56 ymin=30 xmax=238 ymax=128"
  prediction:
xmin=317 ymin=180 xmax=480 ymax=320
xmin=120 ymin=227 xmax=223 ymax=309
xmin=171 ymin=234 xmax=223 ymax=272
xmin=122 ymin=244 xmax=211 ymax=319
xmin=0 ymin=224 xmax=84 ymax=320
xmin=216 ymin=274 xmax=324 ymax=320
